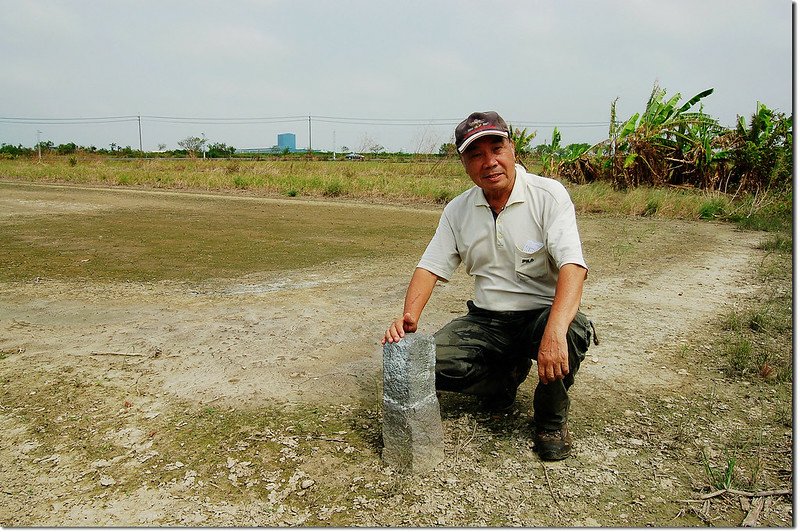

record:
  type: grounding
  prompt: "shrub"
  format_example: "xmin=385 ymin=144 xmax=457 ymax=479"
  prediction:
xmin=323 ymin=180 xmax=344 ymax=197
xmin=643 ymin=197 xmax=660 ymax=216
xmin=698 ymin=198 xmax=727 ymax=220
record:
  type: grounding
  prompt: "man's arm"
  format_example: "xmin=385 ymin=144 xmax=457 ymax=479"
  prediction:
xmin=536 ymin=263 xmax=587 ymax=384
xmin=382 ymin=267 xmax=440 ymax=344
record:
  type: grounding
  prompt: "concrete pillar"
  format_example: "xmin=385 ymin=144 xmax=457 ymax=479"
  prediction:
xmin=382 ymin=333 xmax=444 ymax=473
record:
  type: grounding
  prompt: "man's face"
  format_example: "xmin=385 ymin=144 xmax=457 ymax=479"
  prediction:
xmin=460 ymin=136 xmax=517 ymax=196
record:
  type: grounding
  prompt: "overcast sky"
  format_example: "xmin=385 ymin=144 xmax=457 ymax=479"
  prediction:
xmin=0 ymin=0 xmax=793 ymax=153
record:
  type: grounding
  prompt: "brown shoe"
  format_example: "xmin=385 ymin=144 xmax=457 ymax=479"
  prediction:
xmin=534 ymin=424 xmax=572 ymax=461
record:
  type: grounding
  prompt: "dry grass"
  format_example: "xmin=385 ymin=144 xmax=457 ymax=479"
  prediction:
xmin=0 ymin=157 xmax=791 ymax=230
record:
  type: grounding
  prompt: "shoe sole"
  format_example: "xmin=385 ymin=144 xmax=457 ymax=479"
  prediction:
xmin=537 ymin=448 xmax=571 ymax=461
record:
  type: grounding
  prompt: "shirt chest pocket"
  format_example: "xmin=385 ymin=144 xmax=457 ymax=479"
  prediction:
xmin=514 ymin=244 xmax=550 ymax=280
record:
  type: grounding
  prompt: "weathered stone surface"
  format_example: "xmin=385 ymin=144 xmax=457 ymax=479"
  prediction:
xmin=382 ymin=333 xmax=444 ymax=473
xmin=382 ymin=333 xmax=437 ymax=404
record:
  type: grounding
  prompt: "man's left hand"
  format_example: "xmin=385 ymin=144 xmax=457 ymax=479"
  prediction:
xmin=536 ymin=328 xmax=570 ymax=384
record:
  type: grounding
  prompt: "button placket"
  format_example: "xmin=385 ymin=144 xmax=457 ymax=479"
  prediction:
xmin=495 ymin=214 xmax=504 ymax=247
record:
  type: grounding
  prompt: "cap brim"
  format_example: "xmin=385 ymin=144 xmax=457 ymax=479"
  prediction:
xmin=457 ymin=130 xmax=509 ymax=153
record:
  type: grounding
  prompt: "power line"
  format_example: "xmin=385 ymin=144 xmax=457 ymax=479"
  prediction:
xmin=0 ymin=114 xmax=611 ymax=128
xmin=142 ymin=115 xmax=309 ymax=124
xmin=0 ymin=113 xmax=613 ymax=151
xmin=0 ymin=116 xmax=138 ymax=124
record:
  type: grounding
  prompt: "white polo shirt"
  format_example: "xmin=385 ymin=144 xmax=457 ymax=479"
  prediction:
xmin=418 ymin=164 xmax=587 ymax=311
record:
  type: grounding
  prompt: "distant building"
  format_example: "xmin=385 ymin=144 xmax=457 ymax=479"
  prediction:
xmin=235 ymin=132 xmax=303 ymax=154
xmin=277 ymin=133 xmax=296 ymax=152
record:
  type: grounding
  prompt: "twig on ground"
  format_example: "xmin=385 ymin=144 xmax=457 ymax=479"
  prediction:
xmin=202 ymin=395 xmax=226 ymax=405
xmin=729 ymin=488 xmax=792 ymax=498
xmin=690 ymin=503 xmax=715 ymax=525
xmin=678 ymin=487 xmax=792 ymax=504
xmin=699 ymin=488 xmax=792 ymax=500
xmin=741 ymin=497 xmax=764 ymax=527
xmin=308 ymin=436 xmax=347 ymax=443
xmin=90 ymin=351 xmax=147 ymax=357
xmin=541 ymin=462 xmax=562 ymax=510
xmin=453 ymin=419 xmax=477 ymax=462
xmin=699 ymin=488 xmax=728 ymax=500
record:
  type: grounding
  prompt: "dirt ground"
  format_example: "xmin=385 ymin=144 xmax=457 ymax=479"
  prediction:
xmin=0 ymin=183 xmax=792 ymax=526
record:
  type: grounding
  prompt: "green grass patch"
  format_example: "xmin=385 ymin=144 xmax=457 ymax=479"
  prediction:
xmin=757 ymin=234 xmax=793 ymax=253
xmin=698 ymin=197 xmax=728 ymax=220
xmin=713 ymin=232 xmax=792 ymax=382
xmin=0 ymin=184 xmax=439 ymax=282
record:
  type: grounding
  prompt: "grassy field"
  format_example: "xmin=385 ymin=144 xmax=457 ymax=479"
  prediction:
xmin=0 ymin=156 xmax=470 ymax=204
xmin=0 ymin=156 xmax=791 ymax=233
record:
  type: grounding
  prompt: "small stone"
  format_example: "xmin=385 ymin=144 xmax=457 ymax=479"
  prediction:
xmin=100 ymin=475 xmax=116 ymax=487
xmin=300 ymin=479 xmax=315 ymax=489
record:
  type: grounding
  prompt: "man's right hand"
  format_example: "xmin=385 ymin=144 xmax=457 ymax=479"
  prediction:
xmin=382 ymin=312 xmax=417 ymax=344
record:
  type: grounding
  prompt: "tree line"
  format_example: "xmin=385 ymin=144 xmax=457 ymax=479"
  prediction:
xmin=0 ymin=137 xmax=238 ymax=159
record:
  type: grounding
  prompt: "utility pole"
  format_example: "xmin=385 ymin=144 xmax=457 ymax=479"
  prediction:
xmin=138 ymin=115 xmax=143 ymax=153
xmin=308 ymin=115 xmax=312 ymax=154
xmin=333 ymin=130 xmax=336 ymax=160
xmin=36 ymin=130 xmax=42 ymax=162
xmin=202 ymin=132 xmax=206 ymax=159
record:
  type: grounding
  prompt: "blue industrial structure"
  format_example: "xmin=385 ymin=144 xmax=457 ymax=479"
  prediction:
xmin=277 ymin=133 xmax=296 ymax=152
xmin=236 ymin=132 xmax=305 ymax=154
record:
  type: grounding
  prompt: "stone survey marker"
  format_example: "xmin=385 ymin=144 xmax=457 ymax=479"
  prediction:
xmin=382 ymin=333 xmax=445 ymax=473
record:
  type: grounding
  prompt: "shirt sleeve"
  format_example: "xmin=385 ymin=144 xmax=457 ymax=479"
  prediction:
xmin=417 ymin=208 xmax=462 ymax=281
xmin=544 ymin=185 xmax=588 ymax=271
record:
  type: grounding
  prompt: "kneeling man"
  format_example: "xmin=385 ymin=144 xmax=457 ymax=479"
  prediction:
xmin=383 ymin=111 xmax=594 ymax=461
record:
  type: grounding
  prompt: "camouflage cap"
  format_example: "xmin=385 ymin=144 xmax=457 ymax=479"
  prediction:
xmin=455 ymin=111 xmax=510 ymax=153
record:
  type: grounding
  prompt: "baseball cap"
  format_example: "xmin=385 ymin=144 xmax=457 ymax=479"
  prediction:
xmin=455 ymin=111 xmax=510 ymax=153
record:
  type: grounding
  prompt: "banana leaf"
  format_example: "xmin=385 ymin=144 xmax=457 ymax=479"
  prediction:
xmin=677 ymin=88 xmax=714 ymax=114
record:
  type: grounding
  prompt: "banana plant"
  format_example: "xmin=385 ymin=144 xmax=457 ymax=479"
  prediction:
xmin=728 ymin=102 xmax=793 ymax=191
xmin=538 ymin=127 xmax=562 ymax=176
xmin=510 ymin=125 xmax=537 ymax=156
xmin=562 ymin=85 xmax=790 ymax=192
xmin=607 ymin=83 xmax=717 ymax=187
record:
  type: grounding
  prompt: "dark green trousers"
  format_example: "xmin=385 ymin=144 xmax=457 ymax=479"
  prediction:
xmin=434 ymin=300 xmax=593 ymax=431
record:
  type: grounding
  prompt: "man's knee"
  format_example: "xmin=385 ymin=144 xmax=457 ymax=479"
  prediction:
xmin=434 ymin=341 xmax=487 ymax=391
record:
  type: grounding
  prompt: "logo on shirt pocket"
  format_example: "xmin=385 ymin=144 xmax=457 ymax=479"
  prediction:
xmin=514 ymin=242 xmax=549 ymax=280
